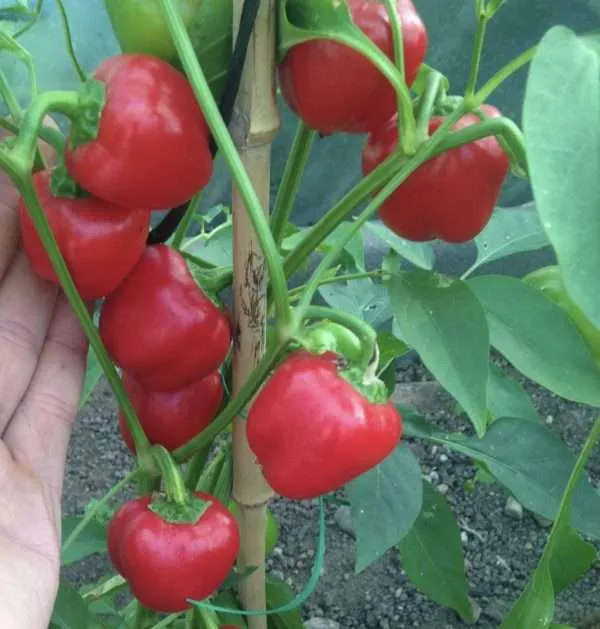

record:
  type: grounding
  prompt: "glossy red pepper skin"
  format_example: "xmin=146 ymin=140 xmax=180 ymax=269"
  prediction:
xmin=278 ymin=0 xmax=428 ymax=135
xmin=362 ymin=104 xmax=510 ymax=243
xmin=107 ymin=495 xmax=150 ymax=576
xmin=65 ymin=54 xmax=212 ymax=210
xmin=118 ymin=370 xmax=224 ymax=453
xmin=18 ymin=170 xmax=150 ymax=300
xmin=99 ymin=245 xmax=231 ymax=391
xmin=108 ymin=492 xmax=240 ymax=613
xmin=247 ymin=351 xmax=403 ymax=499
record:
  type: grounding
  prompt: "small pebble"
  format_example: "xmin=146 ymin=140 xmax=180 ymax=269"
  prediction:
xmin=305 ymin=618 xmax=341 ymax=629
xmin=334 ymin=506 xmax=355 ymax=537
xmin=504 ymin=496 xmax=524 ymax=520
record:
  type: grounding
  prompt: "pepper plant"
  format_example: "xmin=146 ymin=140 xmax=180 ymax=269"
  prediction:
xmin=0 ymin=1 xmax=599 ymax=628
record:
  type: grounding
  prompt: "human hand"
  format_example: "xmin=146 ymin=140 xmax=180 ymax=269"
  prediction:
xmin=0 ymin=128 xmax=88 ymax=628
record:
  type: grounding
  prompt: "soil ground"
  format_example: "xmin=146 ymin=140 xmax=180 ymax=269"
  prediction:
xmin=63 ymin=357 xmax=600 ymax=629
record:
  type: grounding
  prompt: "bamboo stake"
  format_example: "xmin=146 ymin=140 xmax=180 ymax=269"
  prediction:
xmin=230 ymin=2 xmax=280 ymax=627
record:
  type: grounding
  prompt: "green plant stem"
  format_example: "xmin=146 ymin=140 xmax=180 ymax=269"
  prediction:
xmin=184 ymin=444 xmax=211 ymax=490
xmin=9 ymin=174 xmax=152 ymax=453
xmin=270 ymin=122 xmax=316 ymax=247
xmin=62 ymin=471 xmax=138 ymax=554
xmin=296 ymin=106 xmax=468 ymax=310
xmin=198 ymin=608 xmax=220 ymax=629
xmin=13 ymin=0 xmax=43 ymax=38
xmin=193 ymin=445 xmax=227 ymax=492
xmin=474 ymin=45 xmax=536 ymax=105
xmin=158 ymin=0 xmax=293 ymax=331
xmin=133 ymin=603 xmax=154 ymax=629
xmin=288 ymin=270 xmax=388 ymax=302
xmin=9 ymin=90 xmax=79 ymax=170
xmin=382 ymin=0 xmax=412 ymax=148
xmin=464 ymin=0 xmax=489 ymax=98
xmin=55 ymin=0 xmax=86 ymax=82
xmin=0 ymin=117 xmax=66 ymax=156
xmin=0 ymin=70 xmax=22 ymax=119
xmin=172 ymin=192 xmax=204 ymax=249
xmin=301 ymin=306 xmax=377 ymax=372
xmin=152 ymin=445 xmax=190 ymax=504
xmin=414 ymin=70 xmax=444 ymax=143
xmin=173 ymin=342 xmax=290 ymax=462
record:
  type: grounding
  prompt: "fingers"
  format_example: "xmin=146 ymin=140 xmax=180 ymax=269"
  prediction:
xmin=4 ymin=293 xmax=88 ymax=498
xmin=0 ymin=253 xmax=58 ymax=434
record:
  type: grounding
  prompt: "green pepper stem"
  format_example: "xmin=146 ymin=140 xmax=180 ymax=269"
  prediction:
xmin=0 ymin=70 xmax=22 ymax=120
xmin=6 ymin=172 xmax=152 ymax=454
xmin=270 ymin=122 xmax=316 ymax=247
xmin=173 ymin=342 xmax=290 ymax=462
xmin=158 ymin=0 xmax=293 ymax=331
xmin=9 ymin=90 xmax=79 ymax=170
xmin=414 ymin=70 xmax=444 ymax=144
xmin=301 ymin=306 xmax=376 ymax=372
xmin=152 ymin=445 xmax=190 ymax=505
xmin=295 ymin=106 xmax=468 ymax=311
xmin=464 ymin=0 xmax=489 ymax=98
xmin=184 ymin=444 xmax=212 ymax=490
xmin=382 ymin=0 xmax=409 ymax=146
xmin=0 ymin=117 xmax=65 ymax=155
xmin=198 ymin=608 xmax=220 ymax=629
xmin=62 ymin=470 xmax=139 ymax=554
xmin=55 ymin=0 xmax=86 ymax=83
xmin=287 ymin=270 xmax=389 ymax=303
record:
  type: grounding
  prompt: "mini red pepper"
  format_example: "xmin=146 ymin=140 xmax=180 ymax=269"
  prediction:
xmin=278 ymin=0 xmax=428 ymax=135
xmin=18 ymin=169 xmax=150 ymax=300
xmin=247 ymin=351 xmax=402 ymax=499
xmin=99 ymin=244 xmax=232 ymax=391
xmin=108 ymin=492 xmax=240 ymax=612
xmin=362 ymin=104 xmax=510 ymax=243
xmin=118 ymin=370 xmax=224 ymax=453
xmin=65 ymin=53 xmax=213 ymax=210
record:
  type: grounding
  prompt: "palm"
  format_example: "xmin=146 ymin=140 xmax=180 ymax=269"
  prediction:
xmin=0 ymin=143 xmax=88 ymax=627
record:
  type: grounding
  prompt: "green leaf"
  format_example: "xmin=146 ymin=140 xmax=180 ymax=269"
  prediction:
xmin=377 ymin=331 xmax=409 ymax=395
xmin=366 ymin=221 xmax=436 ymax=270
xmin=320 ymin=278 xmax=392 ymax=329
xmin=266 ymin=576 xmax=304 ymax=629
xmin=390 ymin=271 xmax=490 ymax=436
xmin=50 ymin=582 xmax=97 ymax=629
xmin=324 ymin=221 xmax=365 ymax=271
xmin=79 ymin=347 xmax=102 ymax=409
xmin=548 ymin=526 xmax=597 ymax=593
xmin=469 ymin=275 xmax=600 ymax=407
xmin=487 ymin=363 xmax=539 ymax=423
xmin=346 ymin=443 xmax=423 ymax=573
xmin=213 ymin=591 xmax=247 ymax=628
xmin=469 ymin=203 xmax=549 ymax=274
xmin=502 ymin=418 xmax=600 ymax=628
xmin=449 ymin=418 xmax=600 ymax=539
xmin=61 ymin=516 xmax=107 ymax=566
xmin=185 ymin=224 xmax=233 ymax=267
xmin=501 ymin=566 xmax=555 ymax=629
xmin=524 ymin=26 xmax=600 ymax=330
xmin=398 ymin=481 xmax=475 ymax=623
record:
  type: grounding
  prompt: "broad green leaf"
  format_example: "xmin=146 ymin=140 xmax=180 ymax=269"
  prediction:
xmin=346 ymin=443 xmax=423 ymax=573
xmin=549 ymin=526 xmax=597 ymax=592
xmin=403 ymin=415 xmax=600 ymax=539
xmin=390 ymin=271 xmax=490 ymax=436
xmin=366 ymin=221 xmax=436 ymax=270
xmin=469 ymin=275 xmax=600 ymax=406
xmin=50 ymin=582 xmax=97 ymax=629
xmin=469 ymin=203 xmax=549 ymax=274
xmin=61 ymin=517 xmax=107 ymax=566
xmin=320 ymin=278 xmax=392 ymax=329
xmin=454 ymin=419 xmax=600 ymax=539
xmin=324 ymin=221 xmax=365 ymax=271
xmin=266 ymin=577 xmax=304 ymax=629
xmin=487 ymin=363 xmax=538 ymax=423
xmin=503 ymin=418 xmax=600 ymax=628
xmin=501 ymin=566 xmax=555 ymax=629
xmin=398 ymin=481 xmax=475 ymax=623
xmin=79 ymin=348 xmax=103 ymax=409
xmin=186 ymin=224 xmax=233 ymax=267
xmin=524 ymin=26 xmax=600 ymax=329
